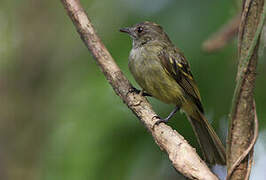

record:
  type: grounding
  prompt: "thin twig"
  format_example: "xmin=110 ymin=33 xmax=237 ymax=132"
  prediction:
xmin=60 ymin=0 xmax=219 ymax=179
xmin=202 ymin=14 xmax=240 ymax=53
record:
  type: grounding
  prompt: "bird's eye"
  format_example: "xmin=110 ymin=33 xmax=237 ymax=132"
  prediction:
xmin=137 ymin=26 xmax=143 ymax=33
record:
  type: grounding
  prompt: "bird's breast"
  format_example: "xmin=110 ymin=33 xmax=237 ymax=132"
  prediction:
xmin=129 ymin=46 xmax=185 ymax=105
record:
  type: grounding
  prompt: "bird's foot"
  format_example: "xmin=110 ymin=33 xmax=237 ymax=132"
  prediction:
xmin=152 ymin=116 xmax=170 ymax=129
xmin=128 ymin=86 xmax=151 ymax=97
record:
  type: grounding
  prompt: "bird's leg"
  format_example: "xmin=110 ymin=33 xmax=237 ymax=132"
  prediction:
xmin=153 ymin=106 xmax=180 ymax=127
xmin=129 ymin=86 xmax=152 ymax=97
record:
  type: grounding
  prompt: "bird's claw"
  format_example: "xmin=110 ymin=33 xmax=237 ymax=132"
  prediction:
xmin=128 ymin=86 xmax=140 ymax=94
xmin=152 ymin=116 xmax=168 ymax=129
xmin=128 ymin=86 xmax=152 ymax=97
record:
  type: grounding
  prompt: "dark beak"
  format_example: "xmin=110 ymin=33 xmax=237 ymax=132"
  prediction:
xmin=119 ymin=27 xmax=131 ymax=34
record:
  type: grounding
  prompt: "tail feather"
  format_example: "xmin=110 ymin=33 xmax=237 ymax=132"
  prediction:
xmin=187 ymin=112 xmax=226 ymax=165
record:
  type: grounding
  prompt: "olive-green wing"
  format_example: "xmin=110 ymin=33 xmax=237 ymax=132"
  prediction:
xmin=158 ymin=49 xmax=204 ymax=113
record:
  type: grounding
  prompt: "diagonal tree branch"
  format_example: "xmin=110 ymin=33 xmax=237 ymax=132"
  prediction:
xmin=202 ymin=14 xmax=240 ymax=53
xmin=227 ymin=0 xmax=265 ymax=179
xmin=60 ymin=0 xmax=219 ymax=179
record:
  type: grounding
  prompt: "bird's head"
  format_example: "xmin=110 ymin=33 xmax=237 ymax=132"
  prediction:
xmin=120 ymin=21 xmax=171 ymax=48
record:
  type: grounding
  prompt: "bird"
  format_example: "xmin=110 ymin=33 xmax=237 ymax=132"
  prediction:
xmin=120 ymin=21 xmax=226 ymax=165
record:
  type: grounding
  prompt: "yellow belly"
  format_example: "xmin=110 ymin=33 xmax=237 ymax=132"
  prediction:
xmin=129 ymin=49 xmax=185 ymax=105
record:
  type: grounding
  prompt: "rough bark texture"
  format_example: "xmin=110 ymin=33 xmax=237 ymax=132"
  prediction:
xmin=227 ymin=0 xmax=265 ymax=179
xmin=60 ymin=0 xmax=219 ymax=179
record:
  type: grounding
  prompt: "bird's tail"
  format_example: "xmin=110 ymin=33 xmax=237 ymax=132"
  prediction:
xmin=186 ymin=111 xmax=226 ymax=165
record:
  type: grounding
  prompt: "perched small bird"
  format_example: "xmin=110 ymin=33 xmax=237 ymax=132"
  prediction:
xmin=120 ymin=21 xmax=226 ymax=165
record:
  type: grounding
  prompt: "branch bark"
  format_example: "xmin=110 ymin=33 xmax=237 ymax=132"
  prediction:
xmin=227 ymin=0 xmax=265 ymax=179
xmin=60 ymin=0 xmax=219 ymax=179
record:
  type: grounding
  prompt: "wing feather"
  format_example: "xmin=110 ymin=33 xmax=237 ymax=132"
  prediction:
xmin=158 ymin=49 xmax=204 ymax=113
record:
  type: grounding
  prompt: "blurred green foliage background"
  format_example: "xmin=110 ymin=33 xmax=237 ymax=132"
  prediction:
xmin=0 ymin=0 xmax=265 ymax=179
